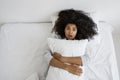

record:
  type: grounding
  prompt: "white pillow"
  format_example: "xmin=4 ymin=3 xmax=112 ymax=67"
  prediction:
xmin=46 ymin=38 xmax=88 ymax=80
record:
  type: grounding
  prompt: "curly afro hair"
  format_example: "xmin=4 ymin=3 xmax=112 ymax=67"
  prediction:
xmin=52 ymin=9 xmax=98 ymax=40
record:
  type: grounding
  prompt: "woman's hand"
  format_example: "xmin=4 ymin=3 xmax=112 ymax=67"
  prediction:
xmin=52 ymin=52 xmax=66 ymax=62
xmin=65 ymin=64 xmax=83 ymax=76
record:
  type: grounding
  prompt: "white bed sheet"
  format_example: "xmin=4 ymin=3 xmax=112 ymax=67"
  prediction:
xmin=83 ymin=22 xmax=119 ymax=80
xmin=0 ymin=22 xmax=119 ymax=80
xmin=0 ymin=23 xmax=52 ymax=80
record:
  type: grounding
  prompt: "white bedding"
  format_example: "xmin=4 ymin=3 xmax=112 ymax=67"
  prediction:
xmin=0 ymin=23 xmax=52 ymax=80
xmin=83 ymin=22 xmax=119 ymax=80
xmin=0 ymin=22 xmax=119 ymax=80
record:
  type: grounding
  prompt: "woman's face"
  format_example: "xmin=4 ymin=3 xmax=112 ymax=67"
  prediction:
xmin=64 ymin=23 xmax=77 ymax=40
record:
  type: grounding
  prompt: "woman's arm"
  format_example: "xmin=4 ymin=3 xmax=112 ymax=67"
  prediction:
xmin=52 ymin=52 xmax=83 ymax=66
xmin=64 ymin=56 xmax=83 ymax=66
xmin=50 ymin=57 xmax=82 ymax=76
xmin=44 ymin=45 xmax=83 ymax=75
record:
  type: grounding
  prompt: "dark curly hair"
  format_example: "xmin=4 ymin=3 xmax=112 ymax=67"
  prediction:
xmin=52 ymin=9 xmax=98 ymax=40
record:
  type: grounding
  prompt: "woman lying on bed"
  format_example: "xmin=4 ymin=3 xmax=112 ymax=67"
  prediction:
xmin=44 ymin=9 xmax=98 ymax=80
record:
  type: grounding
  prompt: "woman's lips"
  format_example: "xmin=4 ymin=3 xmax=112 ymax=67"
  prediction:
xmin=68 ymin=35 xmax=73 ymax=38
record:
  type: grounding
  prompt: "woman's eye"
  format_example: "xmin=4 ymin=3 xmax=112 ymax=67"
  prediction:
xmin=66 ymin=28 xmax=70 ymax=30
xmin=73 ymin=28 xmax=77 ymax=31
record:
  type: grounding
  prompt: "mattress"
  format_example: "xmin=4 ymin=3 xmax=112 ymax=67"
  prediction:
xmin=0 ymin=22 xmax=119 ymax=80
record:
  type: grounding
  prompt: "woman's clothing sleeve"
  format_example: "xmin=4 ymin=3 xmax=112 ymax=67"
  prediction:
xmin=44 ymin=44 xmax=53 ymax=65
xmin=81 ymin=41 xmax=92 ymax=66
xmin=81 ymin=48 xmax=91 ymax=66
xmin=44 ymin=33 xmax=58 ymax=65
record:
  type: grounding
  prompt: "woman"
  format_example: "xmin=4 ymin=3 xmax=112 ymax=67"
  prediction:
xmin=44 ymin=9 xmax=97 ymax=78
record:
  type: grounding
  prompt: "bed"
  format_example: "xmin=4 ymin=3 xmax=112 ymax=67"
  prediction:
xmin=0 ymin=21 xmax=119 ymax=80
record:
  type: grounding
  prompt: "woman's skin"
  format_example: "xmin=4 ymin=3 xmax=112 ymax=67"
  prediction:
xmin=49 ymin=23 xmax=83 ymax=76
xmin=64 ymin=24 xmax=77 ymax=40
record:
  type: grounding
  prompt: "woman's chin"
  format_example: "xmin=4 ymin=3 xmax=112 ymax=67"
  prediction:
xmin=67 ymin=38 xmax=74 ymax=40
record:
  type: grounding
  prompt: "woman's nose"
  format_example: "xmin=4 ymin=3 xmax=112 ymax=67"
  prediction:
xmin=69 ymin=30 xmax=73 ymax=34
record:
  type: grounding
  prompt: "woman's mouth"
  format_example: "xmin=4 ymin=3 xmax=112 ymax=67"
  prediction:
xmin=68 ymin=35 xmax=73 ymax=38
